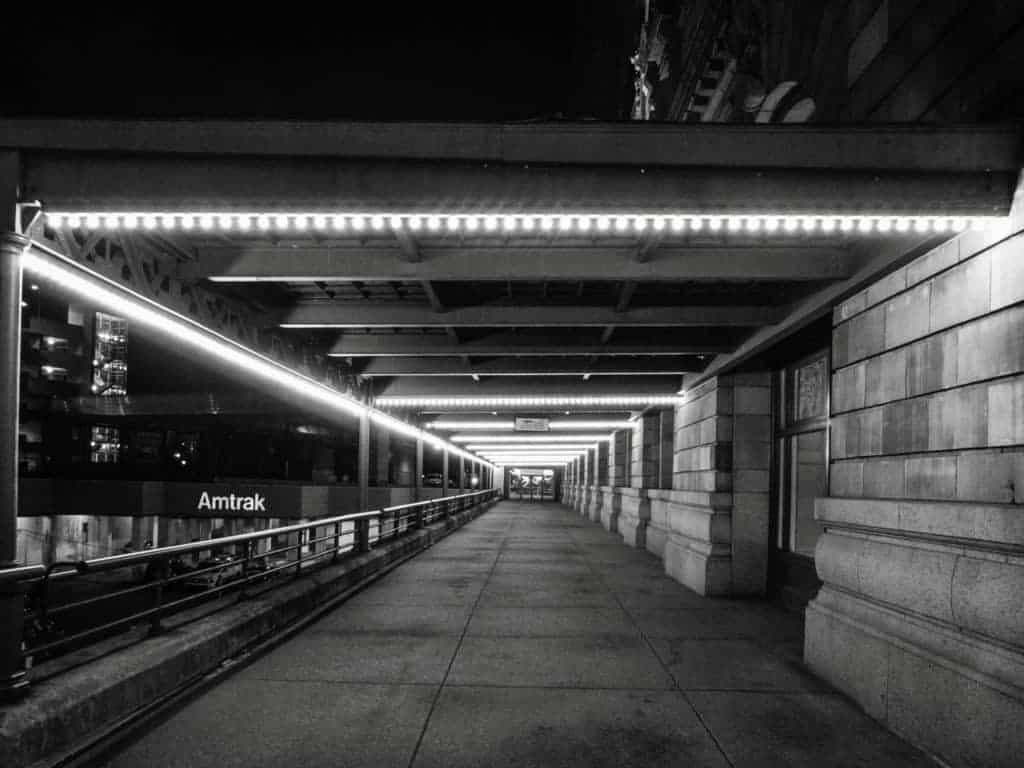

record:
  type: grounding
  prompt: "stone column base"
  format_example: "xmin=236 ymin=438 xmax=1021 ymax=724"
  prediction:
xmin=806 ymin=586 xmax=1024 ymax=768
xmin=599 ymin=488 xmax=621 ymax=533
xmin=645 ymin=491 xmax=673 ymax=559
xmin=618 ymin=489 xmax=650 ymax=549
xmin=583 ymin=488 xmax=593 ymax=517
xmin=586 ymin=486 xmax=602 ymax=522
xmin=663 ymin=533 xmax=732 ymax=596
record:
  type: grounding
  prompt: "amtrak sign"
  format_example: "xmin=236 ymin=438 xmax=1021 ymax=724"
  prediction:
xmin=162 ymin=483 xmax=303 ymax=518
xmin=196 ymin=491 xmax=267 ymax=512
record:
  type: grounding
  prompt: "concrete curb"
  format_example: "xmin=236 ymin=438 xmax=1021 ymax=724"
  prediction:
xmin=1 ymin=502 xmax=496 ymax=768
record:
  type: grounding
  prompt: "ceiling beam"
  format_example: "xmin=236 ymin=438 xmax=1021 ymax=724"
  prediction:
xmin=376 ymin=375 xmax=682 ymax=398
xmin=7 ymin=120 xmax=1019 ymax=172
xmin=420 ymin=280 xmax=444 ymax=312
xmin=187 ymin=245 xmax=857 ymax=282
xmin=614 ymin=281 xmax=638 ymax=313
xmin=280 ymin=302 xmax=783 ymax=328
xmin=394 ymin=228 xmax=422 ymax=263
xmin=356 ymin=357 xmax=703 ymax=376
xmin=329 ymin=333 xmax=732 ymax=357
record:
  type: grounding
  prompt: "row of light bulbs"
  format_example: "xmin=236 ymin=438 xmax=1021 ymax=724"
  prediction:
xmin=44 ymin=211 xmax=996 ymax=236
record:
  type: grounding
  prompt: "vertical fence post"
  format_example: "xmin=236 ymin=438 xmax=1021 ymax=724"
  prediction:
xmin=333 ymin=521 xmax=340 ymax=562
xmin=355 ymin=518 xmax=370 ymax=554
xmin=148 ymin=557 xmax=167 ymax=637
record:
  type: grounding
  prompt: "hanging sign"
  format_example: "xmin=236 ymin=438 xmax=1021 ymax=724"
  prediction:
xmin=514 ymin=417 xmax=550 ymax=432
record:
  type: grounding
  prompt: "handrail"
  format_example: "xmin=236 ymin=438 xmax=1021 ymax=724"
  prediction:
xmin=25 ymin=489 xmax=492 ymax=576
xmin=1 ymin=488 xmax=498 ymax=677
xmin=0 ymin=563 xmax=46 ymax=585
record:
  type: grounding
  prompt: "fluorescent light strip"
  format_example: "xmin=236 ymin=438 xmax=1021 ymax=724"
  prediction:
xmin=43 ymin=211 xmax=996 ymax=239
xmin=451 ymin=434 xmax=612 ymax=443
xmin=480 ymin=452 xmax=585 ymax=458
xmin=379 ymin=396 xmax=684 ymax=408
xmin=425 ymin=419 xmax=634 ymax=430
xmin=19 ymin=241 xmax=492 ymax=470
xmin=481 ymin=456 xmax=585 ymax=462
xmin=467 ymin=444 xmax=595 ymax=452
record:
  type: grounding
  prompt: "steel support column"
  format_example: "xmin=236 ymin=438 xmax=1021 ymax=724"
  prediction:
xmin=358 ymin=412 xmax=369 ymax=513
xmin=414 ymin=437 xmax=424 ymax=501
xmin=442 ymin=447 xmax=449 ymax=497
xmin=0 ymin=231 xmax=27 ymax=699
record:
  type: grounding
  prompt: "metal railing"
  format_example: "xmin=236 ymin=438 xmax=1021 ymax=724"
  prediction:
xmin=1 ymin=489 xmax=497 ymax=674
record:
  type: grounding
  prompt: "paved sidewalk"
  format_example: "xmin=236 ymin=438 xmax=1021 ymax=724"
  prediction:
xmin=99 ymin=501 xmax=933 ymax=767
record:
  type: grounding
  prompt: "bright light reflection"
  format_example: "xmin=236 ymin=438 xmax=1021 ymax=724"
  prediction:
xmin=19 ymin=244 xmax=493 ymax=471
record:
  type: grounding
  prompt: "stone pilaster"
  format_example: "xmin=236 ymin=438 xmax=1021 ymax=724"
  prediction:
xmin=609 ymin=429 xmax=630 ymax=487
xmin=587 ymin=442 xmax=608 ymax=522
xmin=618 ymin=414 xmax=660 ymax=546
xmin=662 ymin=372 xmax=771 ymax=596
xmin=807 ymin=203 xmax=1024 ymax=767
xmin=618 ymin=487 xmax=650 ymax=548
xmin=630 ymin=414 xmax=659 ymax=489
xmin=599 ymin=486 xmax=621 ymax=533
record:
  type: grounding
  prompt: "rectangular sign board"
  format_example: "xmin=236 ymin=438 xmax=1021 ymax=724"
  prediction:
xmin=514 ymin=417 xmax=550 ymax=432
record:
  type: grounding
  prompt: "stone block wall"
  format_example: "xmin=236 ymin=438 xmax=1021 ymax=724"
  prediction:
xmin=630 ymin=414 xmax=659 ymax=488
xmin=586 ymin=443 xmax=608 ymax=521
xmin=658 ymin=410 xmax=675 ymax=489
xmin=662 ymin=373 xmax=772 ymax=596
xmin=807 ymin=209 xmax=1024 ymax=767
xmin=609 ymin=430 xmax=630 ymax=487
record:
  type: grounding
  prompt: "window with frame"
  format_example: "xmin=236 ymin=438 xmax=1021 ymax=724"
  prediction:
xmin=776 ymin=349 xmax=830 ymax=557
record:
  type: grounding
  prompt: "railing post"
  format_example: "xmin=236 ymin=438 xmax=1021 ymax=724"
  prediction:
xmin=332 ymin=521 xmax=340 ymax=562
xmin=148 ymin=557 xmax=167 ymax=637
xmin=294 ymin=528 xmax=304 ymax=576
xmin=355 ymin=518 xmax=370 ymax=554
xmin=0 ymin=229 xmax=29 ymax=699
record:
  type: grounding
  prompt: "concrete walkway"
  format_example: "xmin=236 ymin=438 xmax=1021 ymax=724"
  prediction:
xmin=99 ymin=502 xmax=932 ymax=767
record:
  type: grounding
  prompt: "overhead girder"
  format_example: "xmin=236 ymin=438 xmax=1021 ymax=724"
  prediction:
xmin=280 ymin=302 xmax=783 ymax=328
xmin=185 ymin=244 xmax=857 ymax=282
xmin=329 ymin=333 xmax=733 ymax=357
xmin=354 ymin=357 xmax=702 ymax=376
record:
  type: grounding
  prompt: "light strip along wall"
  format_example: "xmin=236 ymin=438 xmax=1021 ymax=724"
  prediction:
xmin=19 ymin=240 xmax=492 ymax=470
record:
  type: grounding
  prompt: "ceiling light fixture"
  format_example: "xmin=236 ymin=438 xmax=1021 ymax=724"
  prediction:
xmin=378 ymin=395 xmax=684 ymax=408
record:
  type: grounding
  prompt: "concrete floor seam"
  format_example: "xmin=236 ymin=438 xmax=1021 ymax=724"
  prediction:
xmin=575 ymin=515 xmax=739 ymax=768
xmin=406 ymin=515 xmax=509 ymax=768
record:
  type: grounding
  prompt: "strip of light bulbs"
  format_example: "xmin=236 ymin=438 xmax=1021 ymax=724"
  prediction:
xmin=43 ymin=211 xmax=996 ymax=240
xmin=19 ymin=241 xmax=492 ymax=470
xmin=379 ymin=396 xmax=683 ymax=408
xmin=425 ymin=420 xmax=635 ymax=430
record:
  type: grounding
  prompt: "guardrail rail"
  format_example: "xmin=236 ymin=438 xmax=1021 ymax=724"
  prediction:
xmin=0 ymin=489 xmax=498 ymax=680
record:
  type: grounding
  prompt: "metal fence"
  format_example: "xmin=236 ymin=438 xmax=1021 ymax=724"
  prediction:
xmin=0 ymin=489 xmax=497 ymax=675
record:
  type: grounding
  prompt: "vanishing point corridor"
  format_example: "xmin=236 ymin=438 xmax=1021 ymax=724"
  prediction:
xmin=98 ymin=501 xmax=930 ymax=768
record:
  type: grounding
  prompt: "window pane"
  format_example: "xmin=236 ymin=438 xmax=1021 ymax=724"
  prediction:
xmin=791 ymin=430 xmax=827 ymax=556
xmin=795 ymin=356 xmax=827 ymax=422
